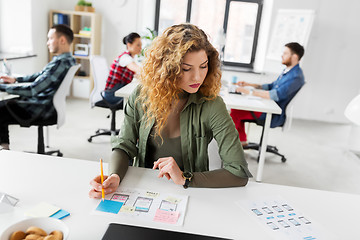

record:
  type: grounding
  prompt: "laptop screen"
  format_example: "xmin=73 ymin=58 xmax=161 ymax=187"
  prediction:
xmin=102 ymin=223 xmax=232 ymax=240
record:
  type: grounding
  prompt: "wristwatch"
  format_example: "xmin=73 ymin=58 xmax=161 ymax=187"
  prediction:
xmin=182 ymin=171 xmax=193 ymax=189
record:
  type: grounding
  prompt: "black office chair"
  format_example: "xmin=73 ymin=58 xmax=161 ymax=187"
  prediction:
xmin=242 ymin=113 xmax=287 ymax=162
xmin=242 ymin=88 xmax=303 ymax=163
xmin=5 ymin=64 xmax=80 ymax=156
xmin=88 ymin=55 xmax=123 ymax=142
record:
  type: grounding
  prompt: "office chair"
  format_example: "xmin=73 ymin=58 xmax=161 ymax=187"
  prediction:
xmin=5 ymin=64 xmax=81 ymax=156
xmin=88 ymin=55 xmax=123 ymax=142
xmin=242 ymin=88 xmax=303 ymax=162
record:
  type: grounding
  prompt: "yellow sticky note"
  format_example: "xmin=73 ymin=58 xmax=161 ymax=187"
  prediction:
xmin=165 ymin=196 xmax=181 ymax=204
xmin=120 ymin=205 xmax=135 ymax=213
xmin=25 ymin=202 xmax=61 ymax=217
xmin=146 ymin=191 xmax=160 ymax=198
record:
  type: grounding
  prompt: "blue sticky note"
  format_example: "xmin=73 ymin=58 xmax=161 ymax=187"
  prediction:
xmin=96 ymin=200 xmax=123 ymax=214
xmin=50 ymin=209 xmax=70 ymax=219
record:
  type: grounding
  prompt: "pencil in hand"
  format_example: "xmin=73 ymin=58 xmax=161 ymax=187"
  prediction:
xmin=100 ymin=158 xmax=105 ymax=201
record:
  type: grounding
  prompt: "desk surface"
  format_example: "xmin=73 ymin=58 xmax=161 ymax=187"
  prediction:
xmin=0 ymin=150 xmax=359 ymax=239
xmin=115 ymin=80 xmax=137 ymax=99
xmin=0 ymin=91 xmax=17 ymax=100
xmin=0 ymin=81 xmax=31 ymax=100
xmin=116 ymin=81 xmax=281 ymax=114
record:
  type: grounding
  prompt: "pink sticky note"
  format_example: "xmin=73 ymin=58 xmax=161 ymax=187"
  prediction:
xmin=153 ymin=209 xmax=180 ymax=224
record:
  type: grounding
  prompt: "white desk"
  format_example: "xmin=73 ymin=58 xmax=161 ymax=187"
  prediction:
xmin=0 ymin=80 xmax=27 ymax=100
xmin=116 ymin=82 xmax=282 ymax=182
xmin=0 ymin=91 xmax=7 ymax=100
xmin=115 ymin=80 xmax=138 ymax=106
xmin=0 ymin=92 xmax=18 ymax=100
xmin=0 ymin=151 xmax=359 ymax=239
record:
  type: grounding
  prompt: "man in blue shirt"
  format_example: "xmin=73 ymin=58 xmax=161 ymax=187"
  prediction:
xmin=0 ymin=24 xmax=76 ymax=150
xmin=230 ymin=42 xmax=305 ymax=145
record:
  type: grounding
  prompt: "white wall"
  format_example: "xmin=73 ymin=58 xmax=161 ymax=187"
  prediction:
xmin=4 ymin=0 xmax=359 ymax=123
xmin=229 ymin=0 xmax=360 ymax=123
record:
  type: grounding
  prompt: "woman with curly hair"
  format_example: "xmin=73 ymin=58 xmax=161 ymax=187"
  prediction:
xmin=89 ymin=24 xmax=252 ymax=197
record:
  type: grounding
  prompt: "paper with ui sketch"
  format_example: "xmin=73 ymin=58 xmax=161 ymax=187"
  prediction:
xmin=236 ymin=196 xmax=337 ymax=240
xmin=94 ymin=187 xmax=188 ymax=226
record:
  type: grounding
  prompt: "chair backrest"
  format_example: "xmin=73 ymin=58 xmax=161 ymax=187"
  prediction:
xmin=53 ymin=64 xmax=81 ymax=129
xmin=282 ymin=86 xmax=304 ymax=132
xmin=89 ymin=55 xmax=109 ymax=107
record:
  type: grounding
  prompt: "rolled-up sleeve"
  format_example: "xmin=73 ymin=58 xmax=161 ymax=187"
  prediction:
xmin=209 ymin=97 xmax=253 ymax=178
xmin=268 ymin=89 xmax=279 ymax=101
xmin=111 ymin=87 xmax=141 ymax=159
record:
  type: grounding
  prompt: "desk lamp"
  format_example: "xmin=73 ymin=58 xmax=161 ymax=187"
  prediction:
xmin=344 ymin=94 xmax=360 ymax=125
xmin=344 ymin=94 xmax=360 ymax=156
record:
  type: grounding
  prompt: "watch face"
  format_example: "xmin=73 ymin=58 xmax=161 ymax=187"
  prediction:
xmin=183 ymin=172 xmax=193 ymax=179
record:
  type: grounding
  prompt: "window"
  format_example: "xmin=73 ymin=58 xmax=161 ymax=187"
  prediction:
xmin=0 ymin=0 xmax=33 ymax=54
xmin=156 ymin=0 xmax=188 ymax=34
xmin=155 ymin=0 xmax=263 ymax=69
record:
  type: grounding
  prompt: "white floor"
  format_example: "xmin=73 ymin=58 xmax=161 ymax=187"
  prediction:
xmin=6 ymin=98 xmax=360 ymax=195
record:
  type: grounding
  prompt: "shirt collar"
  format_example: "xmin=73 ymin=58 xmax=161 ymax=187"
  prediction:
xmin=284 ymin=63 xmax=300 ymax=74
xmin=53 ymin=52 xmax=72 ymax=60
xmin=186 ymin=91 xmax=207 ymax=106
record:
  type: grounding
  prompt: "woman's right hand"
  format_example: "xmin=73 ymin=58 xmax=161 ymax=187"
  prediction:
xmin=89 ymin=174 xmax=120 ymax=199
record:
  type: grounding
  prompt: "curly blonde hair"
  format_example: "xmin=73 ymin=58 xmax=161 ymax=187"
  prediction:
xmin=139 ymin=23 xmax=222 ymax=138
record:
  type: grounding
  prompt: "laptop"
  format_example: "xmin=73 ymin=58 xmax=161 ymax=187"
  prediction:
xmin=102 ymin=223 xmax=232 ymax=240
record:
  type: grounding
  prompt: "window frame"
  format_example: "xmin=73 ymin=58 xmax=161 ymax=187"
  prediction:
xmin=154 ymin=0 xmax=263 ymax=70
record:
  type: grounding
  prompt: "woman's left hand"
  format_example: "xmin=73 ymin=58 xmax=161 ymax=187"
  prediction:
xmin=153 ymin=157 xmax=185 ymax=185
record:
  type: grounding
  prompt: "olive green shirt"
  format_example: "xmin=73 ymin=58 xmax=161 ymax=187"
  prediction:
xmin=111 ymin=86 xmax=252 ymax=180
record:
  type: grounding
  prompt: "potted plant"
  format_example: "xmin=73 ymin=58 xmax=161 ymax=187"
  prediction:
xmin=84 ymin=2 xmax=95 ymax=12
xmin=75 ymin=0 xmax=86 ymax=11
xmin=139 ymin=28 xmax=157 ymax=61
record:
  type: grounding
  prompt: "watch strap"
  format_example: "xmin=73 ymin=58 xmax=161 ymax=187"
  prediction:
xmin=183 ymin=178 xmax=190 ymax=189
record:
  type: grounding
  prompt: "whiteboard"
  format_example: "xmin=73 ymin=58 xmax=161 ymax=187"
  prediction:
xmin=266 ymin=9 xmax=315 ymax=61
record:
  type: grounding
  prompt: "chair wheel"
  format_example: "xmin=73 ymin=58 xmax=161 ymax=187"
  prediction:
xmin=58 ymin=152 xmax=63 ymax=157
xmin=88 ymin=137 xmax=92 ymax=142
xmin=281 ymin=157 xmax=286 ymax=162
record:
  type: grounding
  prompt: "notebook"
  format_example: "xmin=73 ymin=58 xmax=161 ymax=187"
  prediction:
xmin=102 ymin=223 xmax=232 ymax=240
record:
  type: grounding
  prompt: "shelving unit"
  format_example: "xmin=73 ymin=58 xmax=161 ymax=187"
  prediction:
xmin=49 ymin=10 xmax=102 ymax=98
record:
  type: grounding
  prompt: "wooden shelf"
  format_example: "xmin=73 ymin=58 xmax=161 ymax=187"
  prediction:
xmin=74 ymin=34 xmax=91 ymax=39
xmin=52 ymin=9 xmax=97 ymax=17
xmin=49 ymin=9 xmax=102 ymax=98
xmin=74 ymin=55 xmax=90 ymax=60
xmin=74 ymin=76 xmax=90 ymax=79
